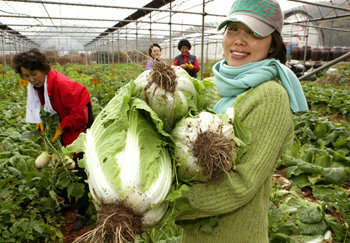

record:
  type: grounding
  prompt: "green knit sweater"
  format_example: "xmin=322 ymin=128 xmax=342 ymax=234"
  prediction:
xmin=178 ymin=80 xmax=294 ymax=243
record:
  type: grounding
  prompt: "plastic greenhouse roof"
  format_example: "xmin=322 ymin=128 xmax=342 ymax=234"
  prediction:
xmin=0 ymin=0 xmax=348 ymax=52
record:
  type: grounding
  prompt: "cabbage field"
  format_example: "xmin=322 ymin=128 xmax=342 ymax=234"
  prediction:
xmin=0 ymin=63 xmax=349 ymax=243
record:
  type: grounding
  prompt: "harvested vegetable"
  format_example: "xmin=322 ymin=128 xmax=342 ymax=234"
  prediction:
xmin=34 ymin=109 xmax=75 ymax=170
xmin=35 ymin=151 xmax=51 ymax=169
xmin=133 ymin=61 xmax=198 ymax=132
xmin=172 ymin=108 xmax=241 ymax=182
xmin=67 ymin=83 xmax=173 ymax=242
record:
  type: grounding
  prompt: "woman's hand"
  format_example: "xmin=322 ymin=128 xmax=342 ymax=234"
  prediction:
xmin=36 ymin=123 xmax=44 ymax=133
xmin=51 ymin=123 xmax=64 ymax=142
xmin=186 ymin=61 xmax=194 ymax=70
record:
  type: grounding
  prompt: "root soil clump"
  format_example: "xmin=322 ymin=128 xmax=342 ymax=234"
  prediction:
xmin=147 ymin=62 xmax=177 ymax=93
xmin=74 ymin=203 xmax=143 ymax=243
xmin=193 ymin=130 xmax=233 ymax=181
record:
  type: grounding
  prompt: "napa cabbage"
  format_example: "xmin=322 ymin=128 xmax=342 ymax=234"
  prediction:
xmin=133 ymin=62 xmax=200 ymax=132
xmin=172 ymin=108 xmax=243 ymax=182
xmin=66 ymin=82 xmax=173 ymax=226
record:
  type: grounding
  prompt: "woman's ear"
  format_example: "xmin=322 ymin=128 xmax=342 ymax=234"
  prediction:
xmin=269 ymin=47 xmax=276 ymax=54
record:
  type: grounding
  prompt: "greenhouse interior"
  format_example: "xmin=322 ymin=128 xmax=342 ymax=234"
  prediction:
xmin=1 ymin=0 xmax=349 ymax=76
xmin=0 ymin=0 xmax=349 ymax=242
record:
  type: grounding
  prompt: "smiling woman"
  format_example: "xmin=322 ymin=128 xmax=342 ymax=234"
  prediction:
xmin=173 ymin=39 xmax=200 ymax=78
xmin=145 ymin=43 xmax=163 ymax=70
xmin=175 ymin=0 xmax=309 ymax=242
xmin=223 ymin=22 xmax=273 ymax=67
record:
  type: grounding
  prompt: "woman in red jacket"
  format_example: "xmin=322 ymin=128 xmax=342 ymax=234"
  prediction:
xmin=13 ymin=48 xmax=93 ymax=231
xmin=173 ymin=39 xmax=200 ymax=78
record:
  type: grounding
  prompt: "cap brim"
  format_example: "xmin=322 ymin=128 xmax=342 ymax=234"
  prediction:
xmin=217 ymin=15 xmax=275 ymax=37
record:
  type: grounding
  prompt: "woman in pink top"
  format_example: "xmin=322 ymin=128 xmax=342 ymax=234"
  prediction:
xmin=145 ymin=43 xmax=162 ymax=70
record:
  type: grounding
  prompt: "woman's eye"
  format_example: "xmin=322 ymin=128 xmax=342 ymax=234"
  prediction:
xmin=228 ymin=26 xmax=238 ymax=31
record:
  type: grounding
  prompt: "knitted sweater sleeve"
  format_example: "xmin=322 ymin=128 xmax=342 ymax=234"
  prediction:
xmin=177 ymin=81 xmax=294 ymax=220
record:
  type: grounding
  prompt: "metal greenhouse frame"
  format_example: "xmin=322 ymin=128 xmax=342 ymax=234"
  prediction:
xmin=0 ymin=0 xmax=349 ymax=78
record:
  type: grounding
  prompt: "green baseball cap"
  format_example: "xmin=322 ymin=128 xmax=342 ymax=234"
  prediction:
xmin=218 ymin=0 xmax=284 ymax=37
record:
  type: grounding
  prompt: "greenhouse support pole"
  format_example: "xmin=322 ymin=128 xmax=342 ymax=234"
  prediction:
xmin=9 ymin=34 xmax=12 ymax=64
xmin=85 ymin=50 xmax=88 ymax=65
xmin=15 ymin=37 xmax=18 ymax=53
xmin=107 ymin=39 xmax=110 ymax=69
xmin=111 ymin=33 xmax=114 ymax=66
xmin=302 ymin=20 xmax=310 ymax=73
xmin=206 ymin=36 xmax=209 ymax=72
xmin=95 ymin=41 xmax=100 ymax=64
xmin=13 ymin=36 xmax=17 ymax=53
xmin=126 ymin=26 xmax=128 ymax=74
xmin=149 ymin=13 xmax=152 ymax=43
xmin=200 ymin=0 xmax=205 ymax=79
xmin=100 ymin=40 xmax=103 ymax=65
xmin=117 ymin=31 xmax=120 ymax=75
xmin=136 ymin=22 xmax=139 ymax=75
xmin=96 ymin=42 xmax=99 ymax=64
xmin=99 ymin=41 xmax=102 ymax=65
xmin=2 ymin=32 xmax=6 ymax=67
xmin=92 ymin=43 xmax=95 ymax=64
xmin=90 ymin=44 xmax=93 ymax=65
xmin=327 ymin=21 xmax=334 ymax=59
xmin=103 ymin=40 xmax=105 ymax=66
xmin=193 ymin=38 xmax=196 ymax=54
xmin=169 ymin=1 xmax=172 ymax=64
xmin=94 ymin=43 xmax=97 ymax=64
xmin=103 ymin=40 xmax=107 ymax=66
xmin=70 ymin=41 xmax=73 ymax=64
xmin=290 ymin=22 xmax=293 ymax=57
xmin=84 ymin=45 xmax=88 ymax=65
xmin=92 ymin=42 xmax=97 ymax=63
xmin=299 ymin=51 xmax=350 ymax=81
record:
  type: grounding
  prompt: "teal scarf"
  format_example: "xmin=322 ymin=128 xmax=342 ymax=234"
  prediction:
xmin=212 ymin=59 xmax=309 ymax=114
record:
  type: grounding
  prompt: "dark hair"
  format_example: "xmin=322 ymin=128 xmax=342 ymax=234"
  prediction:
xmin=12 ymin=48 xmax=51 ymax=77
xmin=177 ymin=39 xmax=191 ymax=51
xmin=267 ymin=31 xmax=286 ymax=64
xmin=148 ymin=43 xmax=162 ymax=57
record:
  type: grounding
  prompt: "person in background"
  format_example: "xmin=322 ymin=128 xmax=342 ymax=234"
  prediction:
xmin=175 ymin=0 xmax=308 ymax=242
xmin=173 ymin=39 xmax=200 ymax=78
xmin=12 ymin=48 xmax=94 ymax=231
xmin=145 ymin=43 xmax=162 ymax=70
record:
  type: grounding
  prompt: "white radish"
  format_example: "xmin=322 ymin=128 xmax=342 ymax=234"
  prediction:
xmin=35 ymin=151 xmax=51 ymax=169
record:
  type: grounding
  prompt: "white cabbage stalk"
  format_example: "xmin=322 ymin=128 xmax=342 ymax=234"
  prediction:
xmin=85 ymin=111 xmax=172 ymax=225
xmin=134 ymin=63 xmax=197 ymax=131
xmin=172 ymin=108 xmax=238 ymax=182
xmin=66 ymin=84 xmax=173 ymax=226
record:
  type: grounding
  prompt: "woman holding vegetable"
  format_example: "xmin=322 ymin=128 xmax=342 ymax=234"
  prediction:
xmin=145 ymin=43 xmax=163 ymax=70
xmin=12 ymin=48 xmax=93 ymax=231
xmin=176 ymin=0 xmax=308 ymax=242
xmin=173 ymin=39 xmax=200 ymax=78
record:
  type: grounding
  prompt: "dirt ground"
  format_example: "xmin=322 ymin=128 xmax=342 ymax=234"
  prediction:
xmin=61 ymin=209 xmax=93 ymax=243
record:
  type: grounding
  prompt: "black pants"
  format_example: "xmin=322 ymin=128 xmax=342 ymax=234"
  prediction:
xmin=61 ymin=102 xmax=94 ymax=215
xmin=74 ymin=153 xmax=90 ymax=215
xmin=86 ymin=102 xmax=94 ymax=129
xmin=60 ymin=153 xmax=89 ymax=215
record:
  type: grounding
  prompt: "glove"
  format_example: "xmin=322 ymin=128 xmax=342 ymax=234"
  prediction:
xmin=36 ymin=123 xmax=44 ymax=133
xmin=186 ymin=61 xmax=194 ymax=70
xmin=51 ymin=123 xmax=64 ymax=142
